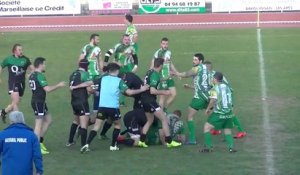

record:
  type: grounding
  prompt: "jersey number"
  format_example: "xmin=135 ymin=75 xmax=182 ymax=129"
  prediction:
xmin=201 ymin=74 xmax=208 ymax=89
xmin=221 ymin=89 xmax=232 ymax=108
xmin=29 ymin=80 xmax=36 ymax=90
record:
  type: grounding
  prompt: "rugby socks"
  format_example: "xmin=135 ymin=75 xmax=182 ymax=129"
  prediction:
xmin=140 ymin=134 xmax=146 ymax=142
xmin=68 ymin=123 xmax=78 ymax=143
xmin=1 ymin=109 xmax=7 ymax=116
xmin=111 ymin=128 xmax=120 ymax=146
xmin=40 ymin=137 xmax=44 ymax=143
xmin=224 ymin=134 xmax=234 ymax=149
xmin=232 ymin=116 xmax=244 ymax=132
xmin=80 ymin=128 xmax=87 ymax=147
xmin=204 ymin=132 xmax=212 ymax=149
xmin=165 ymin=136 xmax=172 ymax=144
xmin=187 ymin=120 xmax=196 ymax=141
xmin=87 ymin=130 xmax=97 ymax=144
xmin=100 ymin=121 xmax=112 ymax=136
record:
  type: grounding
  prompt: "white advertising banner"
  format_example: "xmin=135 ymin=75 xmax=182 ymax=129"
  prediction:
xmin=0 ymin=0 xmax=81 ymax=16
xmin=212 ymin=0 xmax=300 ymax=12
xmin=88 ymin=0 xmax=133 ymax=10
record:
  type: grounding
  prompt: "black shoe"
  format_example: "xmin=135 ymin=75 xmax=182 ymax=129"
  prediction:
xmin=200 ymin=148 xmax=213 ymax=153
xmin=229 ymin=148 xmax=237 ymax=153
xmin=1 ymin=110 xmax=7 ymax=123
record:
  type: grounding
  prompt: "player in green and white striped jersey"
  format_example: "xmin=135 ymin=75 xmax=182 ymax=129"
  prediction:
xmin=104 ymin=34 xmax=138 ymax=74
xmin=78 ymin=34 xmax=103 ymax=123
xmin=204 ymin=61 xmax=246 ymax=138
xmin=104 ymin=34 xmax=139 ymax=106
xmin=78 ymin=34 xmax=102 ymax=80
xmin=201 ymin=72 xmax=236 ymax=153
xmin=124 ymin=14 xmax=138 ymax=53
xmin=175 ymin=53 xmax=210 ymax=144
xmin=150 ymin=37 xmax=179 ymax=112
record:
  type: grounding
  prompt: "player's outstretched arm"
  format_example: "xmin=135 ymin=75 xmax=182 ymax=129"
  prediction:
xmin=44 ymin=81 xmax=65 ymax=92
xmin=183 ymin=84 xmax=194 ymax=89
xmin=176 ymin=68 xmax=197 ymax=78
xmin=70 ymin=81 xmax=93 ymax=90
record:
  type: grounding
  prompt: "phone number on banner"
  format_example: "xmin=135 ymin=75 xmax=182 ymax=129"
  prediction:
xmin=164 ymin=1 xmax=203 ymax=7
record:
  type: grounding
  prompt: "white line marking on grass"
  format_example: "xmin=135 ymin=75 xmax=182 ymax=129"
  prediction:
xmin=1 ymin=21 xmax=300 ymax=29
xmin=257 ymin=28 xmax=275 ymax=175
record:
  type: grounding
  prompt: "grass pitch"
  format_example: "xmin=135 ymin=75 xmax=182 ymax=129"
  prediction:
xmin=0 ymin=28 xmax=300 ymax=175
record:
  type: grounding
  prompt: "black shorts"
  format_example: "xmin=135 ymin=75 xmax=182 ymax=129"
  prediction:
xmin=31 ymin=102 xmax=48 ymax=118
xmin=142 ymin=101 xmax=161 ymax=113
xmin=97 ymin=107 xmax=121 ymax=121
xmin=133 ymin=97 xmax=143 ymax=110
xmin=123 ymin=115 xmax=141 ymax=136
xmin=93 ymin=94 xmax=100 ymax=112
xmin=71 ymin=102 xmax=90 ymax=116
xmin=8 ymin=82 xmax=25 ymax=97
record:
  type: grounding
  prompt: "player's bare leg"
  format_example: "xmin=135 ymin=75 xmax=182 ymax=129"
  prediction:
xmin=154 ymin=109 xmax=181 ymax=148
xmin=138 ymin=112 xmax=154 ymax=147
xmin=165 ymin=87 xmax=176 ymax=110
xmin=158 ymin=94 xmax=166 ymax=110
xmin=39 ymin=114 xmax=52 ymax=154
xmin=10 ymin=92 xmax=21 ymax=111
xmin=83 ymin=118 xmax=103 ymax=153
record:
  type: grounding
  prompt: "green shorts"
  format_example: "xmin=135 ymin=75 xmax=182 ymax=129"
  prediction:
xmin=159 ymin=78 xmax=175 ymax=90
xmin=189 ymin=97 xmax=209 ymax=111
xmin=207 ymin=112 xmax=234 ymax=130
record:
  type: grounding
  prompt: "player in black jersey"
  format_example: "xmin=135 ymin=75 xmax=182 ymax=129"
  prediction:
xmin=0 ymin=44 xmax=33 ymax=122
xmin=66 ymin=59 xmax=93 ymax=153
xmin=29 ymin=57 xmax=65 ymax=154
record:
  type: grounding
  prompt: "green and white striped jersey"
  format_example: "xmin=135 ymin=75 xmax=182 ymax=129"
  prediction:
xmin=192 ymin=64 xmax=210 ymax=100
xmin=153 ymin=48 xmax=171 ymax=79
xmin=81 ymin=44 xmax=101 ymax=77
xmin=210 ymin=83 xmax=233 ymax=114
xmin=125 ymin=24 xmax=137 ymax=45
xmin=113 ymin=43 xmax=136 ymax=66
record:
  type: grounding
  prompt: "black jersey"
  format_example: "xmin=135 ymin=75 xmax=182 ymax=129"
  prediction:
xmin=1 ymin=55 xmax=31 ymax=83
xmin=69 ymin=69 xmax=91 ymax=104
xmin=29 ymin=72 xmax=48 ymax=103
xmin=141 ymin=69 xmax=160 ymax=103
